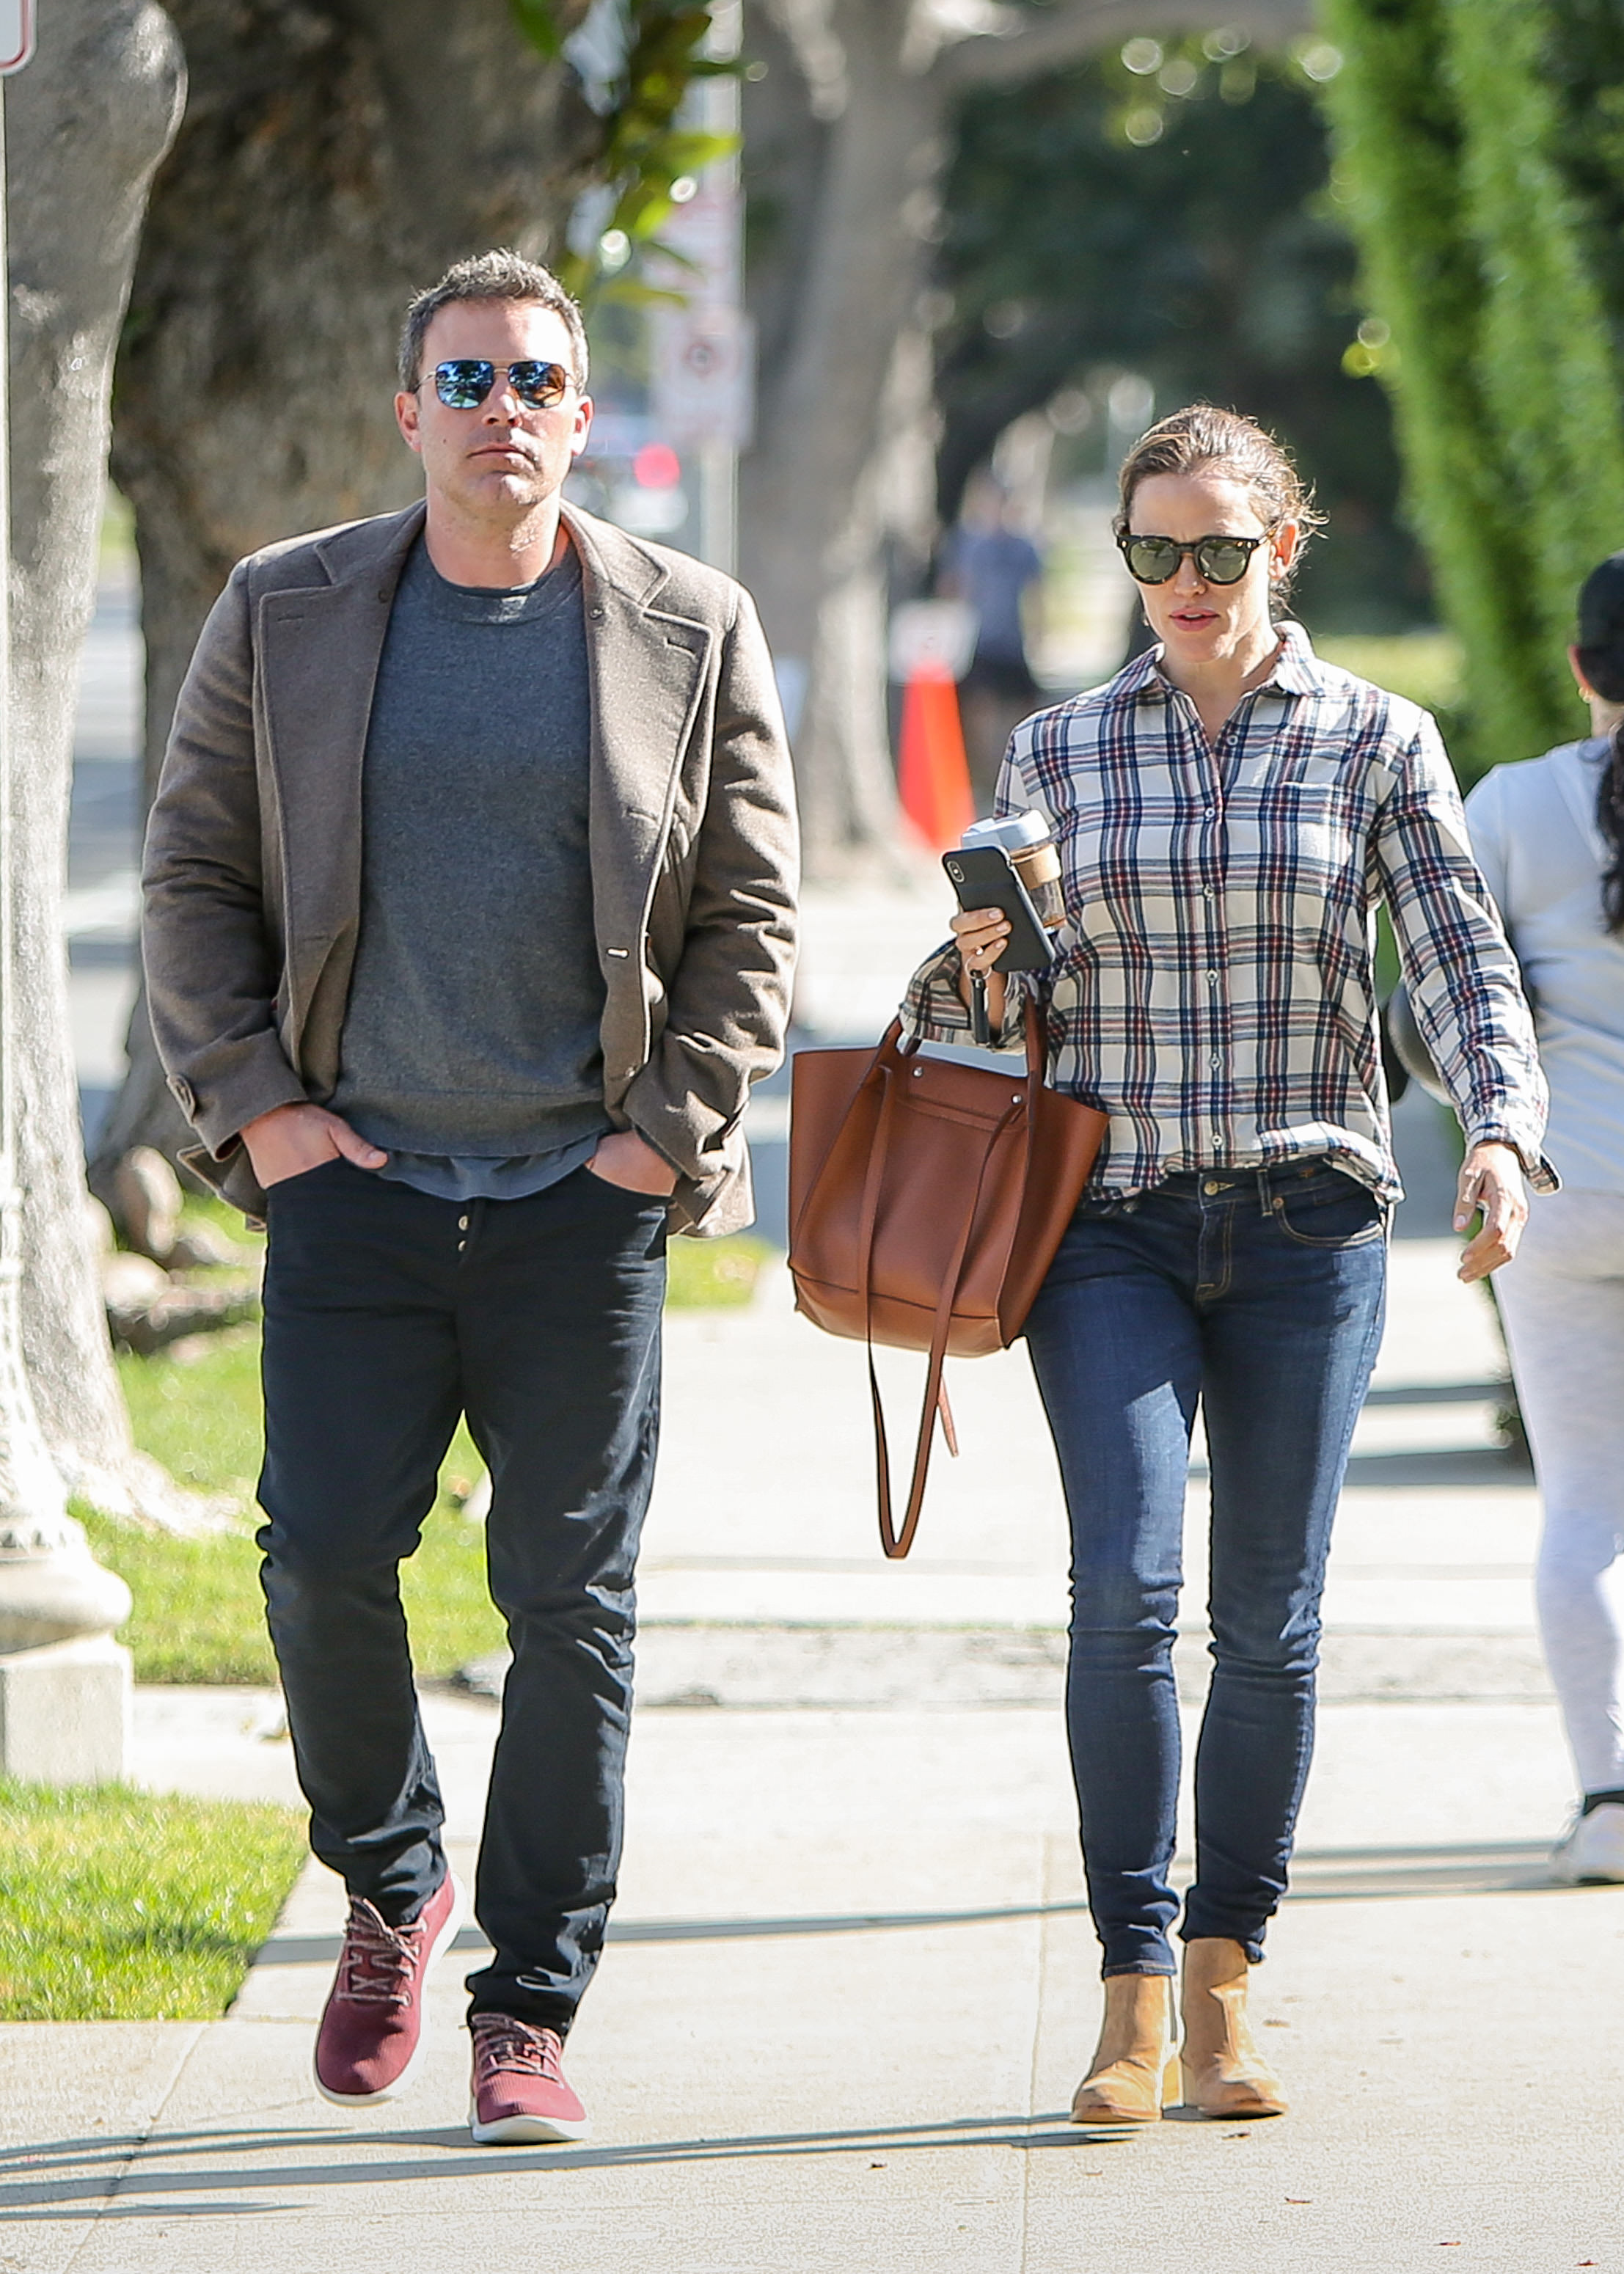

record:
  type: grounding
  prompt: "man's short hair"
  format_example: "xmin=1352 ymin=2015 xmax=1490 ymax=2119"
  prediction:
xmin=398 ymin=250 xmax=590 ymax=394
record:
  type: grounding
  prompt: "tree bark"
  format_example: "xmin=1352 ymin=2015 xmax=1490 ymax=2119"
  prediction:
xmin=95 ymin=0 xmax=603 ymax=1182
xmin=7 ymin=0 xmax=188 ymax=1517
xmin=741 ymin=0 xmax=1310 ymax=879
xmin=742 ymin=0 xmax=937 ymax=879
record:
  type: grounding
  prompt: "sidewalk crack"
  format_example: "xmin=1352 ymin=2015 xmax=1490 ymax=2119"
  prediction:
xmin=59 ymin=2022 xmax=210 ymax=2270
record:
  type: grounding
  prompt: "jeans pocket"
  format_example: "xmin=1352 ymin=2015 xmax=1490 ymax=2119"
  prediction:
xmin=1270 ymin=1169 xmax=1386 ymax=1248
xmin=263 ymin=1155 xmax=351 ymax=1199
xmin=1076 ymin=1189 xmax=1134 ymax=1221
xmin=583 ymin=1163 xmax=670 ymax=1212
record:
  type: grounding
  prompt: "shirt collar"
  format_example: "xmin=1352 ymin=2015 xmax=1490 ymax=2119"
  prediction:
xmin=1125 ymin=617 xmax=1325 ymax=705
xmin=1259 ymin=620 xmax=1323 ymax=696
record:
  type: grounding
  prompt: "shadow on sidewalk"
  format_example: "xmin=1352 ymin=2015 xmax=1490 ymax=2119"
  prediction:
xmin=251 ymin=1838 xmax=1606 ymax=1976
xmin=0 ymin=2110 xmax=1132 ymax=2215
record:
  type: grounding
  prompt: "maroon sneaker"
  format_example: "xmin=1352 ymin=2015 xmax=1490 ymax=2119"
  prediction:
xmin=312 ymin=1871 xmax=466 ymax=2107
xmin=469 ymin=2013 xmax=590 ymax=2143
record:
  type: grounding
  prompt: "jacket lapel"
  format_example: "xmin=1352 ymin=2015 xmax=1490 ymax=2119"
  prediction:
xmin=257 ymin=504 xmax=425 ymax=959
xmin=565 ymin=506 xmax=712 ymax=1071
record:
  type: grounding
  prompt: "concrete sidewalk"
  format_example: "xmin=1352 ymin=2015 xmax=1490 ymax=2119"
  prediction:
xmin=4 ymin=1236 xmax=1622 ymax=2272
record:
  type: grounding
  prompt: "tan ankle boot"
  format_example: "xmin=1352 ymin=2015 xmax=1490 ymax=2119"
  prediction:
xmin=1179 ymin=1938 xmax=1287 ymax=2118
xmin=1069 ymin=1973 xmax=1180 ymax=2125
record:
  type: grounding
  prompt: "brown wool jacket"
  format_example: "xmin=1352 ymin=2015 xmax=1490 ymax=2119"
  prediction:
xmin=142 ymin=500 xmax=800 ymax=1235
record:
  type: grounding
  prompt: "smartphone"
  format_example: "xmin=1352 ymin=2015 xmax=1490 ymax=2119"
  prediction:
xmin=941 ymin=845 xmax=1055 ymax=973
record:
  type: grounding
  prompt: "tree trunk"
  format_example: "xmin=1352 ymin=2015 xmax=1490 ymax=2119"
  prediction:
xmin=740 ymin=0 xmax=1311 ymax=879
xmin=7 ymin=0 xmax=188 ymax=1517
xmin=742 ymin=0 xmax=938 ymax=879
xmin=95 ymin=0 xmax=602 ymax=1182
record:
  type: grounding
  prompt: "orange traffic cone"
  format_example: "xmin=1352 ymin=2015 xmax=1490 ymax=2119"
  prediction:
xmin=896 ymin=662 xmax=974 ymax=852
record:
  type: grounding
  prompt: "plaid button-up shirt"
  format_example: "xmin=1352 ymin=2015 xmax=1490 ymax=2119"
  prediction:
xmin=903 ymin=624 xmax=1554 ymax=1202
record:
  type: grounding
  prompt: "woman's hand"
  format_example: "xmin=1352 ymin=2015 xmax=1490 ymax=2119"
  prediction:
xmin=951 ymin=905 xmax=1012 ymax=1023
xmin=1454 ymin=1140 xmax=1528 ymax=1282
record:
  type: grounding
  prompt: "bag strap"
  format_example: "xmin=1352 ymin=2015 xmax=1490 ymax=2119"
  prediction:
xmin=789 ymin=1020 xmax=910 ymax=1257
xmin=856 ymin=1039 xmax=1030 ymax=1559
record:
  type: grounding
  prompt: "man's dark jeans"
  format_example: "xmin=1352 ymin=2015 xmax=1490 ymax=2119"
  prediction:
xmin=1023 ymin=1160 xmax=1388 ymax=1978
xmin=256 ymin=1158 xmax=667 ymax=2035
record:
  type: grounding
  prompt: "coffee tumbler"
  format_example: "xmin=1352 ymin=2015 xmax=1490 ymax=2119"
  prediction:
xmin=957 ymin=810 xmax=1065 ymax=1041
xmin=960 ymin=810 xmax=1066 ymax=929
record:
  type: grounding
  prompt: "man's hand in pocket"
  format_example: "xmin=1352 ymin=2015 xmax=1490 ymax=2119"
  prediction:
xmin=586 ymin=1131 xmax=678 ymax=1196
xmin=241 ymin=1103 xmax=389 ymax=1188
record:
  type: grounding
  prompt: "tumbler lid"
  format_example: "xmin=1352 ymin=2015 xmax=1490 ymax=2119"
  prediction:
xmin=960 ymin=810 xmax=1050 ymax=853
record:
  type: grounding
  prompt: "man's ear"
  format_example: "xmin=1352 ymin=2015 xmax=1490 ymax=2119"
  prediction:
xmin=395 ymin=388 xmax=424 ymax=456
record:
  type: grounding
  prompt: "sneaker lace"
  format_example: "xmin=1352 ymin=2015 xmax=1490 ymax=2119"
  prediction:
xmin=473 ymin=2014 xmax=563 ymax=2083
xmin=339 ymin=1901 xmax=425 ymax=2007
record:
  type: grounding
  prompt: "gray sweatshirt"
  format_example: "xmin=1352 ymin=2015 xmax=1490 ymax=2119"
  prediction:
xmin=329 ymin=535 xmax=610 ymax=1196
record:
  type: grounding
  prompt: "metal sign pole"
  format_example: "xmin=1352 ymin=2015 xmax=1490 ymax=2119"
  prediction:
xmin=695 ymin=0 xmax=741 ymax=577
xmin=647 ymin=0 xmax=751 ymax=576
xmin=0 ymin=29 xmax=136 ymax=1769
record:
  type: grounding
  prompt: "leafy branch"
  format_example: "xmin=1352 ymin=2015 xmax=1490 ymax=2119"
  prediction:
xmin=512 ymin=0 xmax=740 ymax=305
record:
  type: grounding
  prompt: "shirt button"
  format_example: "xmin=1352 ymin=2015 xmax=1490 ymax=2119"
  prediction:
xmin=457 ymin=1240 xmax=467 ymax=1253
xmin=1207 ymin=970 xmax=1219 ymax=984
xmin=1204 ymin=887 xmax=1215 ymax=900
xmin=1210 ymin=1053 xmax=1221 ymax=1069
xmin=458 ymin=1215 xmax=470 ymax=1229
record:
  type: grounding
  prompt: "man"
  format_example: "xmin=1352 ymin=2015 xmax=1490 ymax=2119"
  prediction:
xmin=142 ymin=251 xmax=797 ymax=2143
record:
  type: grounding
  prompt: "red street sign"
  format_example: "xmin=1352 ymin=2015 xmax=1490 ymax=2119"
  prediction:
xmin=0 ymin=1 xmax=33 ymax=74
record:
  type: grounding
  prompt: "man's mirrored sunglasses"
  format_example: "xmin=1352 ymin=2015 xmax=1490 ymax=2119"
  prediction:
xmin=1116 ymin=532 xmax=1265 ymax=586
xmin=430 ymin=359 xmax=571 ymax=411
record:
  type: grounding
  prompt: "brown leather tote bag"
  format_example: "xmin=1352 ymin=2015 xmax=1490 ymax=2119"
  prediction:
xmin=787 ymin=1005 xmax=1107 ymax=1557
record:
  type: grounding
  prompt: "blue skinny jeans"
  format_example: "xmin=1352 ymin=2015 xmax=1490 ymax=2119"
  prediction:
xmin=1023 ymin=1159 xmax=1388 ymax=1977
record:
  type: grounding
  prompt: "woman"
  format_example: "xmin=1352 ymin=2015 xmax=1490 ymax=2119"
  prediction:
xmin=1465 ymin=554 xmax=1624 ymax=1887
xmin=902 ymin=406 xmax=1552 ymax=2124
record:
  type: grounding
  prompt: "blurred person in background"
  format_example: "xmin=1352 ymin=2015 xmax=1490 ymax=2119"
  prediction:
xmin=1465 ymin=554 xmax=1624 ymax=1887
xmin=944 ymin=473 xmax=1045 ymax=809
xmin=904 ymin=406 xmax=1551 ymax=2127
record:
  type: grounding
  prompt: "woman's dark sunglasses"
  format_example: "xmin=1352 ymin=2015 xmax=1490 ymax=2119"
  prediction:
xmin=430 ymin=359 xmax=571 ymax=411
xmin=1116 ymin=531 xmax=1265 ymax=586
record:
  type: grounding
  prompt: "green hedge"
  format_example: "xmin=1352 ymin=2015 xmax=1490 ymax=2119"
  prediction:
xmin=1317 ymin=0 xmax=1624 ymax=771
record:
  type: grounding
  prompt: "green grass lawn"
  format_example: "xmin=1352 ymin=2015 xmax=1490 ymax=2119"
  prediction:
xmin=92 ymin=1330 xmax=507 ymax=1683
xmin=0 ymin=1777 xmax=306 ymax=2019
xmin=95 ymin=1226 xmax=769 ymax=1684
